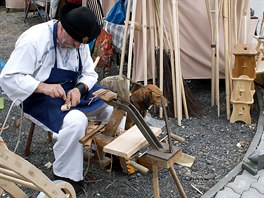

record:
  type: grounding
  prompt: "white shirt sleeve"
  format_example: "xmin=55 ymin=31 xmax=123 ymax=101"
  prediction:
xmin=0 ymin=34 xmax=41 ymax=103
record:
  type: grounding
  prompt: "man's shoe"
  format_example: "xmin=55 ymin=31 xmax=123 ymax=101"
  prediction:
xmin=53 ymin=173 xmax=84 ymax=195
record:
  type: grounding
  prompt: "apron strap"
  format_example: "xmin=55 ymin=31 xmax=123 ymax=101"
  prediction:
xmin=53 ymin=21 xmax=59 ymax=68
xmin=77 ymin=49 xmax=83 ymax=75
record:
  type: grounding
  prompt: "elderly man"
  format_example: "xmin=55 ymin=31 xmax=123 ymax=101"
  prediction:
xmin=0 ymin=3 xmax=117 ymax=194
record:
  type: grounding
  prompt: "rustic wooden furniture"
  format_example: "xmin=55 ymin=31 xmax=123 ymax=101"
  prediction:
xmin=230 ymin=44 xmax=257 ymax=124
xmin=84 ymin=86 xmax=186 ymax=198
xmin=24 ymin=122 xmax=53 ymax=157
xmin=0 ymin=137 xmax=76 ymax=197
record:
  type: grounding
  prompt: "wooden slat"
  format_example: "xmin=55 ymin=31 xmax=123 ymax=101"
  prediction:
xmin=103 ymin=125 xmax=162 ymax=158
xmin=92 ymin=89 xmax=117 ymax=101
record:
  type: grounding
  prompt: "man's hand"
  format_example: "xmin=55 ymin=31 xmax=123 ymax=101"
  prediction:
xmin=66 ymin=88 xmax=81 ymax=107
xmin=35 ymin=82 xmax=67 ymax=100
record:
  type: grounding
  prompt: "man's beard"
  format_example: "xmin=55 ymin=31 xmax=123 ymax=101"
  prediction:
xmin=60 ymin=41 xmax=75 ymax=49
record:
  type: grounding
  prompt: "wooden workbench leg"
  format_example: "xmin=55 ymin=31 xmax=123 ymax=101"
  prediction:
xmin=169 ymin=166 xmax=187 ymax=198
xmin=152 ymin=165 xmax=160 ymax=198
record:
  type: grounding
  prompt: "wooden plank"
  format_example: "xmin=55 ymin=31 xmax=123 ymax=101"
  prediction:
xmin=103 ymin=125 xmax=162 ymax=158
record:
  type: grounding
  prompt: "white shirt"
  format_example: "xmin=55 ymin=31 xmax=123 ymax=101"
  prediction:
xmin=0 ymin=20 xmax=98 ymax=104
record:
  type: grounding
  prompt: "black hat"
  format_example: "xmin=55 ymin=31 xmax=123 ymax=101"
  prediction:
xmin=60 ymin=3 xmax=101 ymax=44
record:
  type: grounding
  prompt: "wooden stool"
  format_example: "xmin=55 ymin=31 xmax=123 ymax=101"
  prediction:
xmin=230 ymin=44 xmax=257 ymax=124
xmin=232 ymin=44 xmax=257 ymax=79
xmin=230 ymin=76 xmax=255 ymax=124
xmin=138 ymin=145 xmax=186 ymax=198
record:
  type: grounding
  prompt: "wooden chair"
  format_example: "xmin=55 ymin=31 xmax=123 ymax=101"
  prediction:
xmin=24 ymin=121 xmax=53 ymax=157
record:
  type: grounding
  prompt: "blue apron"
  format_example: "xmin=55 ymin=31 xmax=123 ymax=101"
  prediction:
xmin=23 ymin=22 xmax=106 ymax=133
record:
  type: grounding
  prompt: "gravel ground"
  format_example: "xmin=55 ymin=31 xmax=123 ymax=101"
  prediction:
xmin=0 ymin=6 xmax=259 ymax=198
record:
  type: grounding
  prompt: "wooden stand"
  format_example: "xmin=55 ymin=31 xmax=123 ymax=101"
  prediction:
xmin=138 ymin=145 xmax=186 ymax=198
xmin=81 ymin=76 xmax=129 ymax=168
xmin=104 ymin=129 xmax=186 ymax=197
xmin=230 ymin=44 xmax=257 ymax=124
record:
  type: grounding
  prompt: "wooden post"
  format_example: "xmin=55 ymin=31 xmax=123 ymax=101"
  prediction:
xmin=149 ymin=0 xmax=156 ymax=85
xmin=166 ymin=1 xmax=177 ymax=118
xmin=126 ymin=0 xmax=137 ymax=89
xmin=223 ymin=0 xmax=231 ymax=120
xmin=142 ymin=0 xmax=148 ymax=85
xmin=159 ymin=0 xmax=164 ymax=118
xmin=172 ymin=0 xmax=182 ymax=126
xmin=205 ymin=0 xmax=221 ymax=116
xmin=215 ymin=0 xmax=220 ymax=117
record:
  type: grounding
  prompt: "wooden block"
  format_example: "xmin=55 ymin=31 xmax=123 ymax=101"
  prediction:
xmin=230 ymin=103 xmax=252 ymax=124
xmin=233 ymin=44 xmax=257 ymax=55
xmin=103 ymin=125 xmax=162 ymax=158
xmin=138 ymin=149 xmax=182 ymax=170
xmin=93 ymin=134 xmax=115 ymax=148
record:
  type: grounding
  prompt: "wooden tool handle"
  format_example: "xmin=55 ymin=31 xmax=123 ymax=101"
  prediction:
xmin=127 ymin=160 xmax=149 ymax=174
xmin=79 ymin=124 xmax=105 ymax=144
xmin=170 ymin=133 xmax=186 ymax=143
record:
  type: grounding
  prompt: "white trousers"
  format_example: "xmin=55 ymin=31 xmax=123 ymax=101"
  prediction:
xmin=52 ymin=104 xmax=125 ymax=182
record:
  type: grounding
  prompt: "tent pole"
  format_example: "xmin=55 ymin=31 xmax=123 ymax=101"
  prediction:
xmin=126 ymin=0 xmax=138 ymax=89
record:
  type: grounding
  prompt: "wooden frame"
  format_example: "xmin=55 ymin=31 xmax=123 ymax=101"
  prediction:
xmin=0 ymin=138 xmax=76 ymax=197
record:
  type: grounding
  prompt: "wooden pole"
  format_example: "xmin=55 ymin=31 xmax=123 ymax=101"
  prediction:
xmin=172 ymin=0 xmax=182 ymax=125
xmin=205 ymin=0 xmax=220 ymax=116
xmin=205 ymin=0 xmax=216 ymax=107
xmin=233 ymin=0 xmax=238 ymax=43
xmin=242 ymin=0 xmax=249 ymax=44
xmin=166 ymin=1 xmax=177 ymax=118
xmin=237 ymin=0 xmax=244 ymax=41
xmin=142 ymin=0 xmax=148 ymax=85
xmin=119 ymin=0 xmax=132 ymax=76
xmin=215 ymin=0 xmax=220 ymax=117
xmin=126 ymin=0 xmax=137 ymax=89
xmin=149 ymin=0 xmax=156 ymax=84
xmin=159 ymin=0 xmax=164 ymax=118
xmin=228 ymin=0 xmax=233 ymax=97
xmin=223 ymin=0 xmax=231 ymax=119
xmin=175 ymin=1 xmax=188 ymax=119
